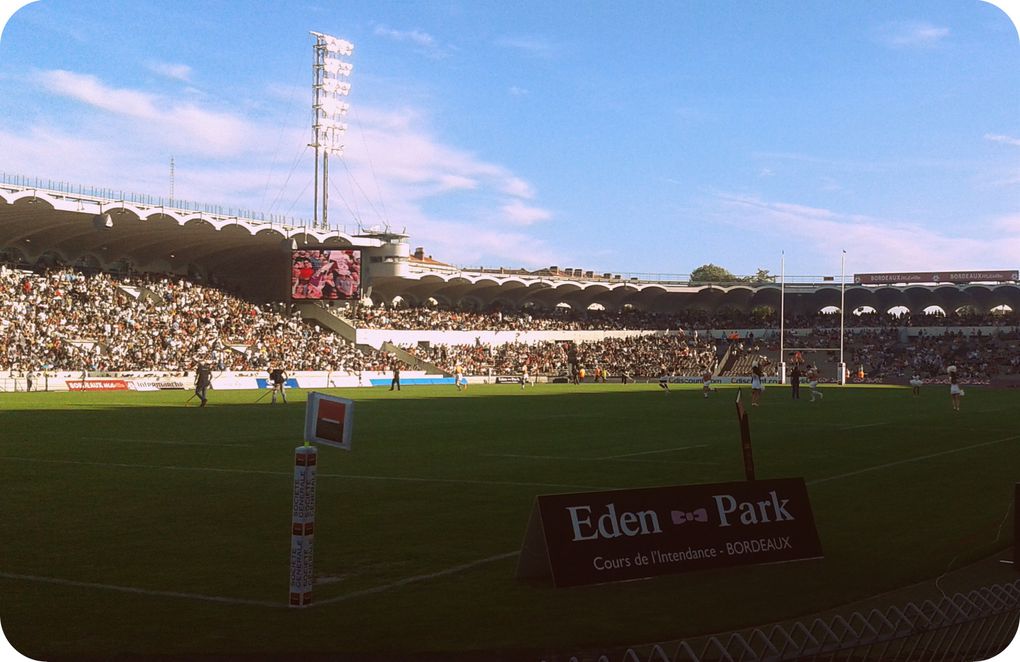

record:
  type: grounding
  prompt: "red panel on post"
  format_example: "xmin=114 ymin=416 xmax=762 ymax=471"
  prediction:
xmin=315 ymin=399 xmax=347 ymax=444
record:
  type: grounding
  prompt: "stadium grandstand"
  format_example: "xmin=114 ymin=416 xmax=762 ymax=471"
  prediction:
xmin=2 ymin=176 xmax=1019 ymax=391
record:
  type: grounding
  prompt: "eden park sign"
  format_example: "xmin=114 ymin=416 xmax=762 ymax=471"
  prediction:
xmin=516 ymin=478 xmax=823 ymax=587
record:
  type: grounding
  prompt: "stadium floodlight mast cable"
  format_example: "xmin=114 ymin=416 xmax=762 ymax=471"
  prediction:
xmin=310 ymin=31 xmax=354 ymax=230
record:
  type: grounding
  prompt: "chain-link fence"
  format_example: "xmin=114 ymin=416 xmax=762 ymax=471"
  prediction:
xmin=542 ymin=579 xmax=1020 ymax=662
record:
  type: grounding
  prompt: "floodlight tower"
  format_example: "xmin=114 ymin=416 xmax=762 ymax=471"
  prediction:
xmin=310 ymin=31 xmax=354 ymax=229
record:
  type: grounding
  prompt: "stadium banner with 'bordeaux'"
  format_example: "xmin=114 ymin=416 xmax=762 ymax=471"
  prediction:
xmin=854 ymin=270 xmax=1018 ymax=285
xmin=516 ymin=477 xmax=823 ymax=588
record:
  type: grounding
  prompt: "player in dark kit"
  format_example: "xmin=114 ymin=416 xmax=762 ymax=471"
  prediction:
xmin=194 ymin=363 xmax=213 ymax=407
xmin=269 ymin=366 xmax=288 ymax=404
xmin=389 ymin=361 xmax=401 ymax=391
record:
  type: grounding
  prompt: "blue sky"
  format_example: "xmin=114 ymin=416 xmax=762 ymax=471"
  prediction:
xmin=0 ymin=0 xmax=1018 ymax=279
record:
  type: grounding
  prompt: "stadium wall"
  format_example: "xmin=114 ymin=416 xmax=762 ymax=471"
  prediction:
xmin=0 ymin=370 xmax=428 ymax=393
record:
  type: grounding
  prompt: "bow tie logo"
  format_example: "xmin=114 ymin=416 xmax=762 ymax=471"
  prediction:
xmin=671 ymin=508 xmax=708 ymax=525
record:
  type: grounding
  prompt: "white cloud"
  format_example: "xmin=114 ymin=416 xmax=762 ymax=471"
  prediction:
xmin=508 ymin=86 xmax=529 ymax=97
xmin=501 ymin=200 xmax=552 ymax=226
xmin=877 ymin=21 xmax=950 ymax=48
xmin=145 ymin=60 xmax=192 ymax=83
xmin=0 ymin=126 xmax=128 ymax=185
xmin=38 ymin=69 xmax=255 ymax=157
xmin=713 ymin=193 xmax=1020 ymax=271
xmin=993 ymin=214 xmax=1020 ymax=233
xmin=500 ymin=176 xmax=534 ymax=198
xmin=407 ymin=217 xmax=565 ymax=267
xmin=985 ymin=133 xmax=1020 ymax=147
xmin=12 ymin=70 xmax=558 ymax=267
xmin=374 ymin=25 xmax=436 ymax=48
xmin=495 ymin=36 xmax=555 ymax=58
xmin=372 ymin=25 xmax=451 ymax=58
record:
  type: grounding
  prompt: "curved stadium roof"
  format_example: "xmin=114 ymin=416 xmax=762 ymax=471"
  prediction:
xmin=2 ymin=181 xmax=1018 ymax=313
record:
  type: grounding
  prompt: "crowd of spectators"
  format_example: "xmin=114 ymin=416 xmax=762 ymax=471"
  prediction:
xmin=573 ymin=335 xmax=719 ymax=378
xmin=404 ymin=341 xmax=570 ymax=376
xmin=3 ymin=260 xmax=1017 ymax=382
xmin=0 ymin=265 xmax=393 ymax=373
xmin=343 ymin=302 xmax=1019 ymax=333
xmin=402 ymin=334 xmax=721 ymax=379
xmin=341 ymin=303 xmax=687 ymax=331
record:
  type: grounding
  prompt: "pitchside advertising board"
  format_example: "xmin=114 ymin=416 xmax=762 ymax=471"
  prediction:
xmin=516 ymin=478 xmax=823 ymax=588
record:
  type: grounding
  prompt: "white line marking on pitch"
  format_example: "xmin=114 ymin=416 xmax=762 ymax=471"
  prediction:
xmin=598 ymin=445 xmax=709 ymax=459
xmin=483 ymin=453 xmax=599 ymax=461
xmin=0 ymin=456 xmax=610 ymax=491
xmin=310 ymin=551 xmax=519 ymax=606
xmin=808 ymin=434 xmax=1020 ymax=486
xmin=81 ymin=437 xmax=252 ymax=448
xmin=0 ymin=571 xmax=282 ymax=607
xmin=839 ymin=422 xmax=889 ymax=430
xmin=0 ymin=550 xmax=520 ymax=608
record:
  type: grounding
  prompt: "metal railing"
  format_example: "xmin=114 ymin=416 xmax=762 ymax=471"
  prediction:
xmin=541 ymin=579 xmax=1020 ymax=662
xmin=0 ymin=172 xmax=356 ymax=235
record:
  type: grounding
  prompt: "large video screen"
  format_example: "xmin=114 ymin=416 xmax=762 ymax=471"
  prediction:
xmin=291 ymin=248 xmax=362 ymax=300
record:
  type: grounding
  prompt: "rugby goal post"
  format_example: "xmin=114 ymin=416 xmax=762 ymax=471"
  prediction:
xmin=777 ymin=251 xmax=848 ymax=386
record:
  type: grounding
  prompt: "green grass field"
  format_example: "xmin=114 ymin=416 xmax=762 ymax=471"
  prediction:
xmin=2 ymin=383 xmax=1018 ymax=659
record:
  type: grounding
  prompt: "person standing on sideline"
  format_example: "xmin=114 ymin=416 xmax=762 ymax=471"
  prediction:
xmin=751 ymin=361 xmax=763 ymax=407
xmin=807 ymin=365 xmax=824 ymax=402
xmin=790 ymin=363 xmax=801 ymax=400
xmin=454 ymin=364 xmax=466 ymax=391
xmin=702 ymin=366 xmax=713 ymax=399
xmin=269 ymin=366 xmax=288 ymax=404
xmin=948 ymin=365 xmax=963 ymax=412
xmin=389 ymin=360 xmax=401 ymax=391
xmin=909 ymin=372 xmax=922 ymax=396
xmin=194 ymin=362 xmax=212 ymax=407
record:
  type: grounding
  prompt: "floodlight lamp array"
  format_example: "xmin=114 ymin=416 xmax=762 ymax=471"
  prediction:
xmin=311 ymin=31 xmax=354 ymax=156
xmin=320 ymin=79 xmax=352 ymax=95
xmin=322 ymin=58 xmax=354 ymax=77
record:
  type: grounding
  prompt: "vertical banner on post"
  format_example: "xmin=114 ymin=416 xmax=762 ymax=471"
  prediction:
xmin=289 ymin=445 xmax=317 ymax=606
xmin=735 ymin=389 xmax=755 ymax=481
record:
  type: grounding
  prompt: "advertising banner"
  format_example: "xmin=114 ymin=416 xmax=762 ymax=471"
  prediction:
xmin=289 ymin=445 xmax=317 ymax=607
xmin=854 ymin=270 xmax=1018 ymax=285
xmin=65 ymin=379 xmax=130 ymax=391
xmin=129 ymin=378 xmax=188 ymax=391
xmin=517 ymin=478 xmax=822 ymax=588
